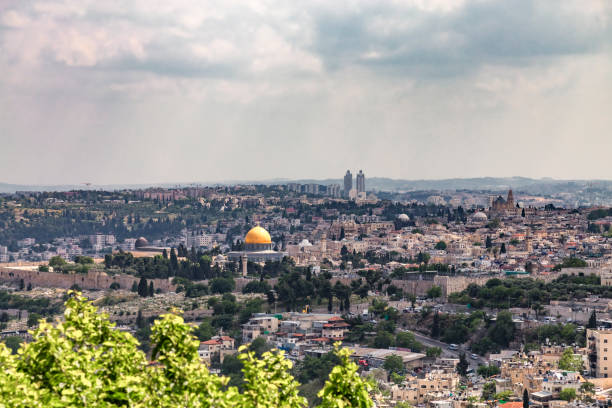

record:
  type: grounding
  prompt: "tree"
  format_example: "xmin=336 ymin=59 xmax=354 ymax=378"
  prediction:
xmin=558 ymin=348 xmax=583 ymax=372
xmin=523 ymin=389 xmax=529 ymax=408
xmin=317 ymin=344 xmax=374 ymax=408
xmin=427 ymin=286 xmax=442 ymax=299
xmin=434 ymin=241 xmax=447 ymax=251
xmin=477 ymin=364 xmax=500 ymax=378
xmin=489 ymin=311 xmax=514 ymax=347
xmin=373 ymin=332 xmax=394 ymax=349
xmin=559 ymin=388 xmax=576 ymax=401
xmin=500 ymin=243 xmax=506 ymax=254
xmin=131 ymin=281 xmax=138 ymax=292
xmin=431 ymin=312 xmax=440 ymax=338
xmin=457 ymin=353 xmax=469 ymax=377
xmin=109 ymin=282 xmax=120 ymax=290
xmin=193 ymin=320 xmax=214 ymax=341
xmin=383 ymin=355 xmax=404 ymax=375
xmin=521 ymin=208 xmax=526 ymax=217
xmin=170 ymin=248 xmax=179 ymax=271
xmin=396 ymin=332 xmax=422 ymax=351
xmin=148 ymin=281 xmax=154 ymax=297
xmin=426 ymin=347 xmax=442 ymax=358
xmin=485 ymin=236 xmax=492 ymax=249
xmin=19 ymin=279 xmax=24 ymax=290
xmin=136 ymin=310 xmax=146 ymax=329
xmin=210 ymin=277 xmax=235 ymax=294
xmin=3 ymin=336 xmax=23 ymax=354
xmin=588 ymin=310 xmax=597 ymax=329
xmin=137 ymin=277 xmax=148 ymax=297
xmin=482 ymin=382 xmax=496 ymax=400
xmin=48 ymin=256 xmax=67 ymax=269
xmin=27 ymin=282 xmax=32 ymax=291
xmin=27 ymin=312 xmax=42 ymax=328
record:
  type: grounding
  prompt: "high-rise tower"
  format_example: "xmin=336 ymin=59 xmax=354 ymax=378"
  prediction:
xmin=343 ymin=170 xmax=353 ymax=197
xmin=356 ymin=170 xmax=365 ymax=193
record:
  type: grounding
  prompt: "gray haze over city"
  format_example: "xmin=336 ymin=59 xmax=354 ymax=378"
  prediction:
xmin=1 ymin=0 xmax=611 ymax=185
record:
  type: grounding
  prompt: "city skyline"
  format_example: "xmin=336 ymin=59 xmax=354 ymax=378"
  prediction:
xmin=1 ymin=0 xmax=611 ymax=184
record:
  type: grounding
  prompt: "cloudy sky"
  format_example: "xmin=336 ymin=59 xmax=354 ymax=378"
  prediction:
xmin=1 ymin=0 xmax=611 ymax=185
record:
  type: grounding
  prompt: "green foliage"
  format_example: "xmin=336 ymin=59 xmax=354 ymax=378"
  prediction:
xmin=383 ymin=355 xmax=404 ymax=375
xmin=588 ymin=310 xmax=597 ymax=329
xmin=395 ymin=332 xmax=423 ymax=352
xmin=524 ymin=323 xmax=585 ymax=348
xmin=426 ymin=285 xmax=442 ymax=299
xmin=238 ymin=346 xmax=306 ymax=408
xmin=434 ymin=241 xmax=447 ymax=250
xmin=426 ymin=347 xmax=442 ymax=358
xmin=553 ymin=257 xmax=588 ymax=270
xmin=588 ymin=208 xmax=612 ymax=220
xmin=317 ymin=344 xmax=374 ymax=408
xmin=558 ymin=348 xmax=583 ymax=372
xmin=495 ymin=391 xmax=513 ymax=401
xmin=0 ymin=292 xmax=374 ymax=408
xmin=48 ymin=255 xmax=67 ymax=269
xmin=580 ymin=381 xmax=595 ymax=394
xmin=193 ymin=319 xmax=215 ymax=341
xmin=210 ymin=277 xmax=236 ymax=294
xmin=482 ymin=382 xmax=496 ymax=400
xmin=2 ymin=336 xmax=23 ymax=354
xmin=477 ymin=364 xmax=500 ymax=378
xmin=456 ymin=353 xmax=469 ymax=377
xmin=449 ymin=274 xmax=606 ymax=308
xmin=559 ymin=388 xmax=576 ymax=401
xmin=295 ymin=352 xmax=341 ymax=384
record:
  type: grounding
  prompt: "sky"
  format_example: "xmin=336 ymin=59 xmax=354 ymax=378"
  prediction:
xmin=1 ymin=0 xmax=611 ymax=185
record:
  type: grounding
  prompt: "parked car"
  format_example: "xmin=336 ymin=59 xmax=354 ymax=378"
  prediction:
xmin=449 ymin=344 xmax=458 ymax=350
xmin=470 ymin=353 xmax=478 ymax=360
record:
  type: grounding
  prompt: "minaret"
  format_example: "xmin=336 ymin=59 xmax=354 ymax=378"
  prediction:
xmin=320 ymin=233 xmax=327 ymax=255
xmin=241 ymin=254 xmax=248 ymax=277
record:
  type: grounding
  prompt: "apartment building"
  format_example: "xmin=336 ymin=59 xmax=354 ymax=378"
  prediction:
xmin=587 ymin=329 xmax=612 ymax=377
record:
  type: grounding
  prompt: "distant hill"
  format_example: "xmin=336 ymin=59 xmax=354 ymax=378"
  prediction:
xmin=1 ymin=177 xmax=611 ymax=194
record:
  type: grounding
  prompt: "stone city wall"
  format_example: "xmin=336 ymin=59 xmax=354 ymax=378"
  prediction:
xmin=0 ymin=267 xmax=176 ymax=292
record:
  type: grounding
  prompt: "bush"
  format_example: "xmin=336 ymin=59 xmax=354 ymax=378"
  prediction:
xmin=210 ymin=277 xmax=236 ymax=294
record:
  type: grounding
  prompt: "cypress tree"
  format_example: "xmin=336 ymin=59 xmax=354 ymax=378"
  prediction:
xmin=523 ymin=389 xmax=529 ymax=408
xmin=137 ymin=277 xmax=147 ymax=297
xmin=588 ymin=310 xmax=597 ymax=329
xmin=148 ymin=281 xmax=154 ymax=297
xmin=131 ymin=281 xmax=138 ymax=293
xmin=457 ymin=353 xmax=469 ymax=376
xmin=170 ymin=248 xmax=178 ymax=271
xmin=136 ymin=310 xmax=145 ymax=329
xmin=431 ymin=311 xmax=441 ymax=338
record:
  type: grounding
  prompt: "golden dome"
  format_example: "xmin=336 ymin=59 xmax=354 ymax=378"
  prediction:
xmin=245 ymin=226 xmax=272 ymax=245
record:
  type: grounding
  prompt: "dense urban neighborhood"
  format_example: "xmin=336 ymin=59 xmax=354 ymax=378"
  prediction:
xmin=3 ymin=176 xmax=612 ymax=407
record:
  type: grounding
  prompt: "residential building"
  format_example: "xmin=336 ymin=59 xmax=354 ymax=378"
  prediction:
xmin=587 ymin=328 xmax=612 ymax=377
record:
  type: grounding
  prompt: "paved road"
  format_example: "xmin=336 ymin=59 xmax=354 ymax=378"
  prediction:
xmin=406 ymin=329 xmax=487 ymax=370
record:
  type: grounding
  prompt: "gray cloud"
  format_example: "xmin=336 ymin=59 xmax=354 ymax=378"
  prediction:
xmin=0 ymin=0 xmax=611 ymax=184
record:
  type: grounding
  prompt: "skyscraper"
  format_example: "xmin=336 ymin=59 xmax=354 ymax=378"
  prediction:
xmin=356 ymin=170 xmax=365 ymax=193
xmin=343 ymin=170 xmax=352 ymax=197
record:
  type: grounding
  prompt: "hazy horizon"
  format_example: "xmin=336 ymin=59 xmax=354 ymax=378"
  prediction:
xmin=2 ymin=0 xmax=611 ymax=185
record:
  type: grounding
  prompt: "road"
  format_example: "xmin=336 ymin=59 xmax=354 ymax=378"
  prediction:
xmin=406 ymin=329 xmax=487 ymax=370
